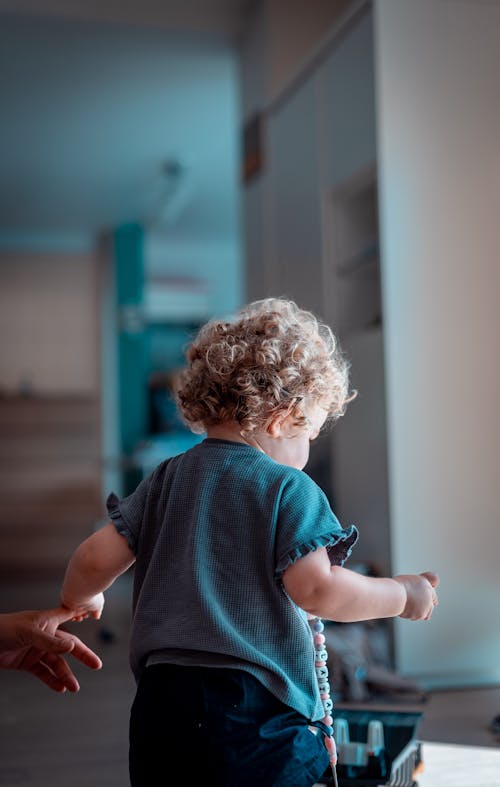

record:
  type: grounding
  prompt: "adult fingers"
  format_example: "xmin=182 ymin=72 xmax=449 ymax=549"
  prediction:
xmin=54 ymin=630 xmax=102 ymax=670
xmin=29 ymin=627 xmax=75 ymax=655
xmin=40 ymin=651 xmax=81 ymax=692
xmin=48 ymin=606 xmax=92 ymax=627
xmin=29 ymin=656 xmax=79 ymax=693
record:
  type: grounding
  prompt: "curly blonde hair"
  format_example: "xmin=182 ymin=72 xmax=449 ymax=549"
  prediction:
xmin=175 ymin=297 xmax=354 ymax=435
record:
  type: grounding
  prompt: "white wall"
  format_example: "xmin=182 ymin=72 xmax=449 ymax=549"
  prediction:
xmin=267 ymin=0 xmax=352 ymax=101
xmin=266 ymin=75 xmax=325 ymax=314
xmin=239 ymin=0 xmax=366 ymax=302
xmin=238 ymin=0 xmax=273 ymax=302
xmin=375 ymin=0 xmax=500 ymax=686
xmin=241 ymin=4 xmax=392 ymax=570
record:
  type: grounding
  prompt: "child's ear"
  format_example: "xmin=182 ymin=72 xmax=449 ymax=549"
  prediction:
xmin=266 ymin=410 xmax=297 ymax=438
xmin=266 ymin=414 xmax=283 ymax=438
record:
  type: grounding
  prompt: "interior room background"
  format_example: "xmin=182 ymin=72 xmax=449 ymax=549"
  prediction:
xmin=1 ymin=0 xmax=499 ymax=701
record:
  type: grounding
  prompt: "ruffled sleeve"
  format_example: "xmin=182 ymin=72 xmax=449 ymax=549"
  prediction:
xmin=276 ymin=526 xmax=358 ymax=577
xmin=274 ymin=469 xmax=358 ymax=578
xmin=106 ymin=472 xmax=154 ymax=553
xmin=106 ymin=492 xmax=137 ymax=552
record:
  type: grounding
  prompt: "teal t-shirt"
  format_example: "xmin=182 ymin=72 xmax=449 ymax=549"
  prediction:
xmin=107 ymin=438 xmax=358 ymax=722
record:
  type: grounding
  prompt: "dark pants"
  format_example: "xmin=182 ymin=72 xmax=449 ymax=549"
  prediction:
xmin=129 ymin=663 xmax=330 ymax=786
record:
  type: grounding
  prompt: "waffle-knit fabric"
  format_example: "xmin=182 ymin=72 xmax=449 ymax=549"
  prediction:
xmin=107 ymin=437 xmax=358 ymax=722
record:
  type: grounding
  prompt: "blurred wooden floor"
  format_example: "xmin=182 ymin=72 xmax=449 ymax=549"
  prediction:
xmin=0 ymin=575 xmax=134 ymax=787
xmin=1 ymin=574 xmax=500 ymax=787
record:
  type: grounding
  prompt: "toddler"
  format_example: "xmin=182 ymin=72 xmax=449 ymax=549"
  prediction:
xmin=61 ymin=297 xmax=439 ymax=787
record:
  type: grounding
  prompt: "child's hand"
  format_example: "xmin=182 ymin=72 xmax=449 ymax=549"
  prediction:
xmin=61 ymin=593 xmax=105 ymax=622
xmin=394 ymin=571 xmax=439 ymax=621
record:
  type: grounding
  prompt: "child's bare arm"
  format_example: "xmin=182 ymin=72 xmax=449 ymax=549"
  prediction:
xmin=282 ymin=547 xmax=439 ymax=622
xmin=61 ymin=523 xmax=135 ymax=618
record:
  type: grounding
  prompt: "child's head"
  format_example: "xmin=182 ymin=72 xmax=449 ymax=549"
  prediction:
xmin=175 ymin=297 xmax=353 ymax=438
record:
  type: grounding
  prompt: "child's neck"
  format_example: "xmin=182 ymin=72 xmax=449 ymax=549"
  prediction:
xmin=206 ymin=422 xmax=265 ymax=453
xmin=206 ymin=422 xmax=247 ymax=443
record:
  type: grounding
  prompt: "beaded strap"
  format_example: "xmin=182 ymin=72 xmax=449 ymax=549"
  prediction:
xmin=310 ymin=617 xmax=338 ymax=785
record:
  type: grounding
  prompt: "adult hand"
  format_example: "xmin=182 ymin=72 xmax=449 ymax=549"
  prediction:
xmin=0 ymin=607 xmax=102 ymax=693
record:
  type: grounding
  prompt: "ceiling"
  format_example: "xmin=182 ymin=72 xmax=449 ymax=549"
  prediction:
xmin=0 ymin=1 xmax=257 ymax=249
